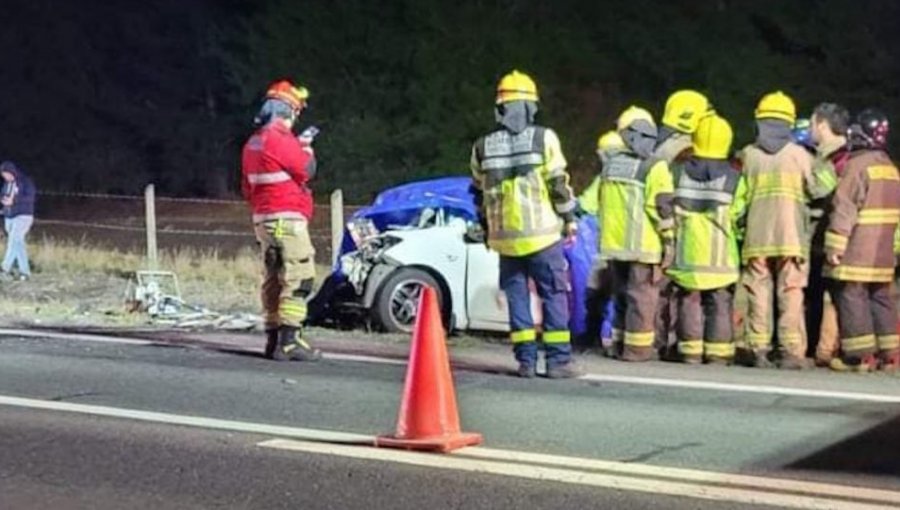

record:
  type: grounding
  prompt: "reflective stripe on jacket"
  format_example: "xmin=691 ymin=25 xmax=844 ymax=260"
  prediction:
xmin=470 ymin=126 xmax=575 ymax=256
xmin=824 ymin=150 xmax=900 ymax=282
xmin=739 ymin=142 xmax=823 ymax=262
xmin=241 ymin=121 xmax=316 ymax=223
xmin=667 ymin=161 xmax=748 ymax=290
xmin=597 ymin=153 xmax=675 ymax=264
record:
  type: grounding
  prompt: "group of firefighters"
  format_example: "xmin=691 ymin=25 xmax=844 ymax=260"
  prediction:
xmin=241 ymin=72 xmax=900 ymax=380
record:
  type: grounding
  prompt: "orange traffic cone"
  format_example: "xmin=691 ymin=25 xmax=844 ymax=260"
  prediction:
xmin=376 ymin=286 xmax=483 ymax=453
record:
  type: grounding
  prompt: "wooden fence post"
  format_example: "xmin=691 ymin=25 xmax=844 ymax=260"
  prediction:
xmin=330 ymin=189 xmax=344 ymax=266
xmin=145 ymin=184 xmax=158 ymax=270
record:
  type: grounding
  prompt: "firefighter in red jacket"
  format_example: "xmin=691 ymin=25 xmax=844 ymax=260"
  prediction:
xmin=242 ymin=80 xmax=321 ymax=361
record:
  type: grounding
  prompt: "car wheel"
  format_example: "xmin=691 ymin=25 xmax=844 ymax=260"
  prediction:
xmin=374 ymin=268 xmax=444 ymax=333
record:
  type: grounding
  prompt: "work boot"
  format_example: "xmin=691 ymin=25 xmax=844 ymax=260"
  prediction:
xmin=620 ymin=346 xmax=655 ymax=362
xmin=517 ymin=363 xmax=537 ymax=379
xmin=777 ymin=355 xmax=811 ymax=370
xmin=603 ymin=341 xmax=622 ymax=359
xmin=273 ymin=326 xmax=322 ymax=362
xmin=829 ymin=354 xmax=877 ymax=373
xmin=814 ymin=355 xmax=834 ymax=368
xmin=704 ymin=356 xmax=732 ymax=367
xmin=879 ymin=351 xmax=900 ymax=372
xmin=546 ymin=362 xmax=583 ymax=379
xmin=264 ymin=329 xmax=278 ymax=359
xmin=751 ymin=350 xmax=775 ymax=369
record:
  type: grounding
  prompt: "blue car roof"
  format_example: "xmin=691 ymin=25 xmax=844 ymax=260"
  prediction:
xmin=353 ymin=176 xmax=477 ymax=224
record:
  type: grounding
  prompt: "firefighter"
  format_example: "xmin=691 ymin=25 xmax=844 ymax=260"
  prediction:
xmin=668 ymin=114 xmax=747 ymax=364
xmin=739 ymin=91 xmax=831 ymax=369
xmin=577 ymin=131 xmax=627 ymax=353
xmin=470 ymin=70 xmax=580 ymax=379
xmin=241 ymin=79 xmax=321 ymax=361
xmin=599 ymin=106 xmax=675 ymax=362
xmin=653 ymin=90 xmax=713 ymax=359
xmin=655 ymin=90 xmax=712 ymax=164
xmin=804 ymin=103 xmax=850 ymax=366
xmin=825 ymin=109 xmax=900 ymax=373
xmin=578 ymin=131 xmax=626 ymax=215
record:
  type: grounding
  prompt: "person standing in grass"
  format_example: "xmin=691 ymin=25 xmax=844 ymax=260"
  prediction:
xmin=1 ymin=161 xmax=35 ymax=281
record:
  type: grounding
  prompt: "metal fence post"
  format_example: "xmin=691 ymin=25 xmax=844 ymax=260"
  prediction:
xmin=145 ymin=184 xmax=158 ymax=270
xmin=330 ymin=189 xmax=344 ymax=266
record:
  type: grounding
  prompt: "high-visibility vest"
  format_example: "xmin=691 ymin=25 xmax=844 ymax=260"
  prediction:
xmin=598 ymin=153 xmax=674 ymax=264
xmin=667 ymin=164 xmax=747 ymax=290
xmin=471 ymin=126 xmax=574 ymax=256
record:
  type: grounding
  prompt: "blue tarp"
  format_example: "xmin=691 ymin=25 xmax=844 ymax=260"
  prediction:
xmin=336 ymin=176 xmax=599 ymax=336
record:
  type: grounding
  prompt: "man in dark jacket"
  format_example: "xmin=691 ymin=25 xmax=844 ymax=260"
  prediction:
xmin=1 ymin=161 xmax=36 ymax=280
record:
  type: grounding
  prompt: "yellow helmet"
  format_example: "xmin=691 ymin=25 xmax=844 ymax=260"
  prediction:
xmin=496 ymin=70 xmax=539 ymax=104
xmin=662 ymin=90 xmax=711 ymax=134
xmin=616 ymin=105 xmax=656 ymax=132
xmin=596 ymin=130 xmax=626 ymax=152
xmin=755 ymin=91 xmax=796 ymax=124
xmin=692 ymin=114 xmax=733 ymax=159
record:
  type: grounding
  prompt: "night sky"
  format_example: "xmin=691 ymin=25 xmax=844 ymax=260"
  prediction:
xmin=1 ymin=0 xmax=898 ymax=201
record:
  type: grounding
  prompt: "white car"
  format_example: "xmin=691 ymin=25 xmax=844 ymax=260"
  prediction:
xmin=334 ymin=211 xmax=540 ymax=333
xmin=309 ymin=177 xmax=593 ymax=335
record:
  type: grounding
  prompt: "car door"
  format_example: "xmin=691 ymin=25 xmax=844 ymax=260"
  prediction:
xmin=464 ymin=242 xmax=543 ymax=332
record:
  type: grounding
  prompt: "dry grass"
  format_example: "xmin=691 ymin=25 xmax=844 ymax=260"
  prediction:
xmin=0 ymin=236 xmax=331 ymax=325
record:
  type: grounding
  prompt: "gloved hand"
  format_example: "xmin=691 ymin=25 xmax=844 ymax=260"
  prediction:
xmin=297 ymin=125 xmax=320 ymax=145
xmin=661 ymin=241 xmax=675 ymax=270
xmin=573 ymin=203 xmax=589 ymax=219
xmin=564 ymin=221 xmax=578 ymax=245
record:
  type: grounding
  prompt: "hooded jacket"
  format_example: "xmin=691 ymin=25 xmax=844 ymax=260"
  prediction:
xmin=667 ymin=158 xmax=747 ymax=290
xmin=597 ymin=135 xmax=674 ymax=264
xmin=470 ymin=100 xmax=577 ymax=256
xmin=738 ymin=120 xmax=827 ymax=261
xmin=653 ymin=127 xmax=693 ymax=165
xmin=0 ymin=161 xmax=36 ymax=218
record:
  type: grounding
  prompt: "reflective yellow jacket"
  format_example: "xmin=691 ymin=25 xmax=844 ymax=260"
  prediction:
xmin=471 ymin=125 xmax=576 ymax=256
xmin=666 ymin=159 xmax=748 ymax=290
xmin=598 ymin=152 xmax=675 ymax=264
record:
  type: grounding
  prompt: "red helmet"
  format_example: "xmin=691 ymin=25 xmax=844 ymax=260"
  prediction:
xmin=265 ymin=80 xmax=309 ymax=110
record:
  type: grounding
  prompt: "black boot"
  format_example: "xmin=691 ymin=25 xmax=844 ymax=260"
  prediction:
xmin=273 ymin=326 xmax=322 ymax=362
xmin=264 ymin=329 xmax=278 ymax=359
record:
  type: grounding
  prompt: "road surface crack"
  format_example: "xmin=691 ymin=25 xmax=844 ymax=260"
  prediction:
xmin=621 ymin=442 xmax=703 ymax=463
xmin=49 ymin=391 xmax=102 ymax=402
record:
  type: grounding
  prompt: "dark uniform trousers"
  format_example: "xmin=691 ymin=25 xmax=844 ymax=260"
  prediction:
xmin=833 ymin=281 xmax=899 ymax=360
xmin=676 ymin=287 xmax=734 ymax=362
xmin=609 ymin=261 xmax=660 ymax=361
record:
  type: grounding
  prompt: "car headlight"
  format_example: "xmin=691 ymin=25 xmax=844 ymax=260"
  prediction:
xmin=347 ymin=218 xmax=379 ymax=248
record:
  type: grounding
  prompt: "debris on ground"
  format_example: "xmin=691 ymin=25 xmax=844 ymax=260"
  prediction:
xmin=125 ymin=270 xmax=261 ymax=331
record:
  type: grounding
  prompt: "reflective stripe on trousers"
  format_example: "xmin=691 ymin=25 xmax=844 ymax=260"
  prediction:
xmin=500 ymin=242 xmax=572 ymax=368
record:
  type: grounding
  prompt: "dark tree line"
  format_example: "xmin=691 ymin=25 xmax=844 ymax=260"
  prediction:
xmin=1 ymin=0 xmax=898 ymax=203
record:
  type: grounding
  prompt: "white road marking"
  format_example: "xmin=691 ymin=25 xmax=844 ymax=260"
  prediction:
xmin=579 ymin=373 xmax=900 ymax=403
xmin=323 ymin=352 xmax=405 ymax=366
xmin=2 ymin=392 xmax=899 ymax=509
xmin=0 ymin=394 xmax=372 ymax=444
xmin=3 ymin=328 xmax=900 ymax=403
xmin=456 ymin=447 xmax=900 ymax=505
xmin=260 ymin=439 xmax=899 ymax=510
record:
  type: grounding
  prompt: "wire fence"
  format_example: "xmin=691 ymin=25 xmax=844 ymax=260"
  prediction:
xmin=32 ymin=190 xmax=362 ymax=262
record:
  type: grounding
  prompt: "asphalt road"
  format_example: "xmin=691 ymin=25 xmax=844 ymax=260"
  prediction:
xmin=1 ymin=332 xmax=899 ymax=509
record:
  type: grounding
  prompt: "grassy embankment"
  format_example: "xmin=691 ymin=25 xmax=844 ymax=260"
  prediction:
xmin=0 ymin=235 xmax=316 ymax=327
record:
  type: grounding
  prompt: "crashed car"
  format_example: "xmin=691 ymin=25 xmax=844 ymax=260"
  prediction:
xmin=308 ymin=177 xmax=597 ymax=336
